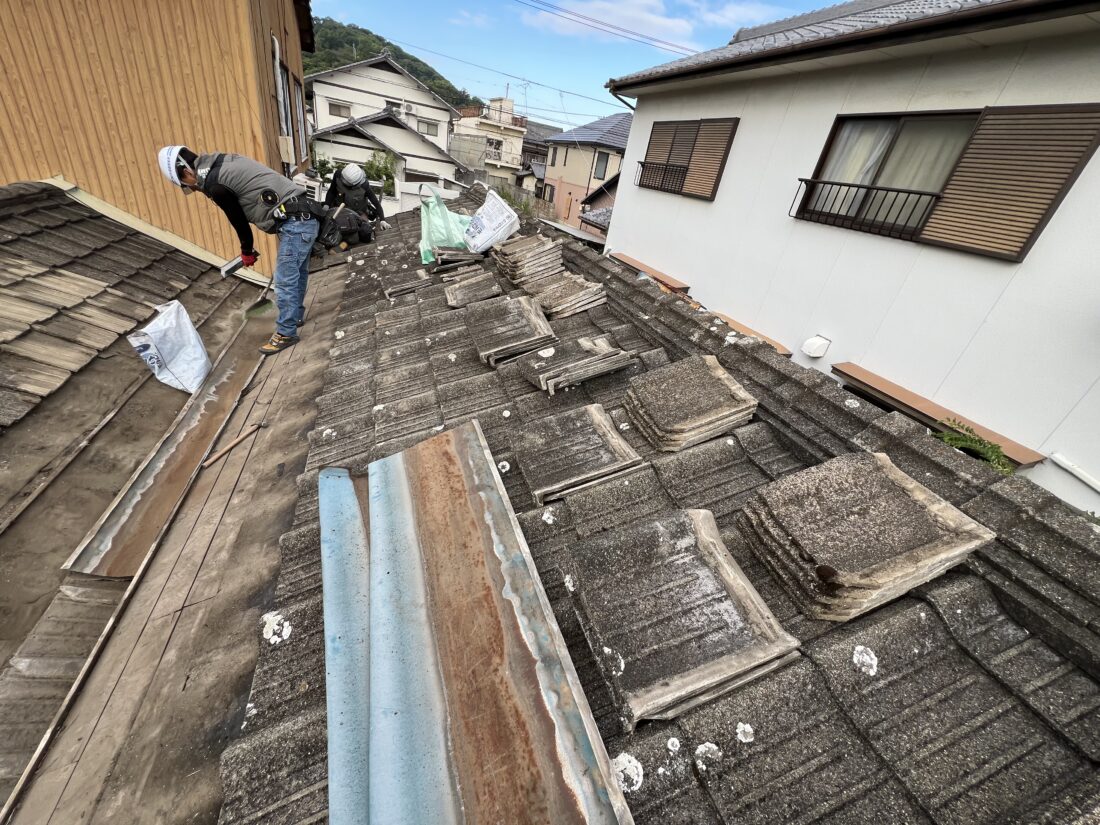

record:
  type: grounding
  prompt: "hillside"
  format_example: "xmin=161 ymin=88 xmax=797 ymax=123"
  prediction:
xmin=305 ymin=18 xmax=481 ymax=108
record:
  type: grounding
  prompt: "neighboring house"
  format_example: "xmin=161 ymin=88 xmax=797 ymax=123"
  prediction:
xmin=522 ymin=120 xmax=564 ymax=168
xmin=606 ymin=0 xmax=1100 ymax=511
xmin=0 ymin=1 xmax=314 ymax=276
xmin=306 ymin=54 xmax=458 ymax=156
xmin=579 ymin=172 xmax=618 ymax=238
xmin=455 ymin=98 xmax=529 ymax=177
xmin=311 ymin=111 xmax=465 ymax=212
xmin=544 ymin=113 xmax=631 ymax=229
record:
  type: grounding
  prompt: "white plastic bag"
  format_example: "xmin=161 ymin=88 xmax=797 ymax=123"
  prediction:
xmin=464 ymin=189 xmax=520 ymax=253
xmin=127 ymin=300 xmax=211 ymax=393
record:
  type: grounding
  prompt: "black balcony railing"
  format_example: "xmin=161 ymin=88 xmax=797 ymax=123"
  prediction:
xmin=637 ymin=161 xmax=688 ymax=194
xmin=790 ymin=178 xmax=941 ymax=240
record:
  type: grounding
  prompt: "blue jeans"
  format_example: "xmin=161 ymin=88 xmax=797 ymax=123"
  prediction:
xmin=274 ymin=218 xmax=320 ymax=336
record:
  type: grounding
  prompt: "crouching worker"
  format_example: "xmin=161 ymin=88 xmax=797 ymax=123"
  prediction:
xmin=157 ymin=145 xmax=319 ymax=355
xmin=325 ymin=163 xmax=391 ymax=243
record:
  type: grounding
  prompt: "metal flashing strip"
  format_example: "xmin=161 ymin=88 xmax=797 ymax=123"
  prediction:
xmin=319 ymin=420 xmax=633 ymax=824
xmin=317 ymin=469 xmax=374 ymax=822
xmin=63 ymin=319 xmax=262 ymax=576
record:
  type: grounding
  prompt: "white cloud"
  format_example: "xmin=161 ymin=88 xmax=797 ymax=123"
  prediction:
xmin=450 ymin=9 xmax=492 ymax=27
xmin=518 ymin=0 xmax=790 ymax=51
xmin=689 ymin=1 xmax=791 ymax=30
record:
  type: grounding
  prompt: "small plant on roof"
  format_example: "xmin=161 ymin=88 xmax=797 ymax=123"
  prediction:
xmin=933 ymin=418 xmax=1014 ymax=475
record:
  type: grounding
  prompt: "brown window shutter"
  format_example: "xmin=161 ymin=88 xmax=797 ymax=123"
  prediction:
xmin=919 ymin=105 xmax=1100 ymax=261
xmin=682 ymin=118 xmax=739 ymax=200
xmin=668 ymin=122 xmax=699 ymax=167
xmin=644 ymin=122 xmax=678 ymax=164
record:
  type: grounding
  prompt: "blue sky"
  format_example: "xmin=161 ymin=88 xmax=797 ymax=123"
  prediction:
xmin=310 ymin=0 xmax=824 ymax=129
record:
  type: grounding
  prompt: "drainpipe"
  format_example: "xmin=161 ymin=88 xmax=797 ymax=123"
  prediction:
xmin=611 ymin=91 xmax=636 ymax=111
xmin=1050 ymin=452 xmax=1100 ymax=496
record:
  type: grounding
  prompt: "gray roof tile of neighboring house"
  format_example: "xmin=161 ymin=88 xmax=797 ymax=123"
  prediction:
xmin=609 ymin=0 xmax=1028 ymax=90
xmin=0 ymin=182 xmax=215 ymax=428
xmin=525 ymin=119 xmax=565 ymax=145
xmin=217 ymin=189 xmax=1100 ymax=825
xmin=579 ymin=205 xmax=613 ymax=230
xmin=547 ymin=112 xmax=633 ymax=151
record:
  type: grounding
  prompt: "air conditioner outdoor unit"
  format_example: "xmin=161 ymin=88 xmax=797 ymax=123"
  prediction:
xmin=404 ymin=102 xmax=416 ymax=115
xmin=277 ymin=135 xmax=295 ymax=164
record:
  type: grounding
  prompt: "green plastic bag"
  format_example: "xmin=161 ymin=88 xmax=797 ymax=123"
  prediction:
xmin=418 ymin=184 xmax=472 ymax=264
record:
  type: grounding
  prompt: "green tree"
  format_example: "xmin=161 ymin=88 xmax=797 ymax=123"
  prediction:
xmin=305 ymin=18 xmax=481 ymax=108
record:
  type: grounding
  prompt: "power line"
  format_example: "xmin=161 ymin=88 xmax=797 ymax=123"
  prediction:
xmin=385 ymin=38 xmax=629 ymax=111
xmin=515 ymin=0 xmax=691 ymax=54
xmin=517 ymin=0 xmax=698 ymax=54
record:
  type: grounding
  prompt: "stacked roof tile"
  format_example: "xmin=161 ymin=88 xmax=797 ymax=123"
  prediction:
xmin=219 ymin=189 xmax=1100 ymax=825
xmin=625 ymin=354 xmax=758 ymax=451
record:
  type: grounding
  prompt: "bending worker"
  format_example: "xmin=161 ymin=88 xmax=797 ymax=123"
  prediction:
xmin=157 ymin=146 xmax=318 ymax=355
xmin=325 ymin=163 xmax=391 ymax=242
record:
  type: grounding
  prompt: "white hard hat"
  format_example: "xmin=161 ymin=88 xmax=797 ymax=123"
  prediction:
xmin=157 ymin=145 xmax=193 ymax=193
xmin=341 ymin=163 xmax=366 ymax=186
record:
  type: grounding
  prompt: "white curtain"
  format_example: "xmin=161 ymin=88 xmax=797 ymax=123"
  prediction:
xmin=810 ymin=119 xmax=896 ymax=215
xmin=866 ymin=116 xmax=978 ymax=227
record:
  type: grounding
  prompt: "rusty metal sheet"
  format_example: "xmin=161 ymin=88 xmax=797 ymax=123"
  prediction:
xmin=326 ymin=420 xmax=632 ymax=824
xmin=62 ymin=324 xmax=263 ymax=577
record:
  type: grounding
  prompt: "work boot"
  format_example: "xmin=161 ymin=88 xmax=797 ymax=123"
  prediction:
xmin=259 ymin=333 xmax=299 ymax=355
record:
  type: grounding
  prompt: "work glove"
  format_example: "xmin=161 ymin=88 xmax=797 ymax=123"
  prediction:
xmin=379 ymin=220 xmax=391 ymax=231
xmin=240 ymin=249 xmax=259 ymax=267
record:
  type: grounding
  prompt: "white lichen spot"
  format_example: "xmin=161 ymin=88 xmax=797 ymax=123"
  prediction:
xmin=853 ymin=645 xmax=879 ymax=676
xmin=709 ymin=326 xmax=718 ymax=332
xmin=619 ymin=421 xmax=631 ymax=431
xmin=322 ymin=428 xmax=337 ymax=440
xmin=724 ymin=332 xmax=738 ymax=346
xmin=433 ymin=425 xmax=445 ymax=431
xmin=401 ymin=263 xmax=408 ymax=270
xmin=602 ymin=646 xmax=625 ymax=676
xmin=447 ymin=353 xmax=457 ymax=362
xmin=501 ymin=409 xmax=511 ymax=418
xmin=538 ymin=347 xmax=556 ymax=358
xmin=844 ymin=398 xmax=861 ymax=409
xmin=667 ymin=737 xmax=681 ymax=754
xmin=690 ymin=331 xmax=701 ymax=342
xmin=356 ymin=260 xmax=365 ymax=267
xmin=346 ymin=256 xmax=353 ymax=263
xmin=262 ymin=611 xmax=292 ymax=646
xmin=564 ymin=574 xmax=576 ymax=592
xmin=726 ymin=438 xmax=735 ymax=446
xmin=657 ymin=766 xmax=666 ymax=775
xmin=611 ymin=752 xmax=644 ymax=793
xmin=541 ymin=508 xmax=556 ymax=525
xmin=334 ymin=330 xmax=345 ymax=340
xmin=736 ymin=722 xmax=755 ymax=743
xmin=497 ymin=460 xmax=511 ymax=473
xmin=384 ymin=329 xmax=392 ymax=336
xmin=372 ymin=404 xmax=385 ymax=412
xmin=694 ymin=742 xmax=722 ymax=772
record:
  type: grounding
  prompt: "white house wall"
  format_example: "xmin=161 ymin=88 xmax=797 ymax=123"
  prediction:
xmin=312 ymin=64 xmax=452 ymax=153
xmin=606 ymin=26 xmax=1100 ymax=511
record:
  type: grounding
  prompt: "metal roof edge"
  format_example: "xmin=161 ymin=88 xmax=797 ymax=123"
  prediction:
xmin=607 ymin=0 xmax=1098 ymax=94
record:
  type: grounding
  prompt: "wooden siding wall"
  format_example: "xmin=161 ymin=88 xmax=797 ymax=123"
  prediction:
xmin=0 ymin=0 xmax=310 ymax=276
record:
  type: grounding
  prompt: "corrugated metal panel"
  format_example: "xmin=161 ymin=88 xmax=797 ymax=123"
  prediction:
xmin=321 ymin=420 xmax=634 ymax=824
xmin=919 ymin=106 xmax=1100 ymax=261
xmin=0 ymin=0 xmax=311 ymax=275
xmin=683 ymin=118 xmax=739 ymax=200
